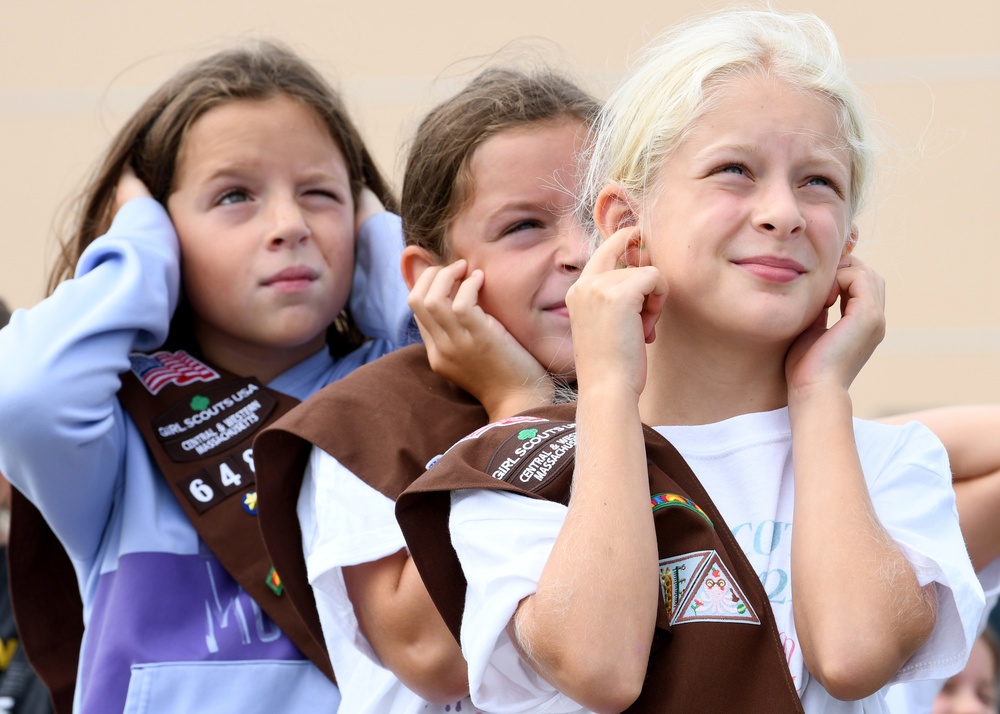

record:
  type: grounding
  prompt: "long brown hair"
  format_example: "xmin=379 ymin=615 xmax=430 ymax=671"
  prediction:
xmin=50 ymin=40 xmax=396 ymax=356
xmin=401 ymin=66 xmax=599 ymax=258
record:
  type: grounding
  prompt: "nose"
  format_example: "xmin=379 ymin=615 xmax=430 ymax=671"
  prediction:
xmin=754 ymin=181 xmax=806 ymax=238
xmin=266 ymin=194 xmax=310 ymax=248
xmin=557 ymin=219 xmax=591 ymax=275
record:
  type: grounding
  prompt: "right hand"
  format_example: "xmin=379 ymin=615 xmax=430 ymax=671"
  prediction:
xmin=112 ymin=162 xmax=153 ymax=217
xmin=408 ymin=259 xmax=552 ymax=420
xmin=566 ymin=226 xmax=667 ymax=399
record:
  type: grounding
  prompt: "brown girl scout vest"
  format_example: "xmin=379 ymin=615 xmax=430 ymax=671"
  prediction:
xmin=251 ymin=343 xmax=490 ymax=662
xmin=7 ymin=349 xmax=333 ymax=714
xmin=395 ymin=403 xmax=805 ymax=713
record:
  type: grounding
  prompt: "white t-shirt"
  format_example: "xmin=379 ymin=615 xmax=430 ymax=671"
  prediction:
xmin=298 ymin=446 xmax=478 ymax=714
xmin=450 ymin=409 xmax=984 ymax=714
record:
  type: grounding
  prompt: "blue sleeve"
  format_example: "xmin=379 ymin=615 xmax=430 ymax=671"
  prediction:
xmin=349 ymin=211 xmax=418 ymax=347
xmin=0 ymin=198 xmax=180 ymax=561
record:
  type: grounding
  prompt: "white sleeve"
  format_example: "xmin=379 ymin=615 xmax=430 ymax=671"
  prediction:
xmin=450 ymin=489 xmax=588 ymax=713
xmin=297 ymin=445 xmax=406 ymax=666
xmin=864 ymin=421 xmax=986 ymax=683
xmin=0 ymin=197 xmax=179 ymax=561
xmin=349 ymin=211 xmax=416 ymax=347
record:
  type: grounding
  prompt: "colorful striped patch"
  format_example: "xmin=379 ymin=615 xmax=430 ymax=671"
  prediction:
xmin=650 ymin=492 xmax=712 ymax=526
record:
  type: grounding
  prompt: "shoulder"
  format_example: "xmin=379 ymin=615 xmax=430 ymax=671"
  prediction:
xmin=853 ymin=417 xmax=950 ymax=481
xmin=408 ymin=405 xmax=579 ymax=503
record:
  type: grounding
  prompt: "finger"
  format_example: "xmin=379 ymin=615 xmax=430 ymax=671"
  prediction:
xmin=640 ymin=270 xmax=669 ymax=343
xmin=583 ymin=226 xmax=642 ymax=275
xmin=451 ymin=269 xmax=487 ymax=329
xmin=407 ymin=263 xmax=443 ymax=311
xmin=423 ymin=260 xmax=468 ymax=307
xmin=408 ymin=266 xmax=451 ymax=346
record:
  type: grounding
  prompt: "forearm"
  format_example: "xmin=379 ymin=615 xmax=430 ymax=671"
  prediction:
xmin=790 ymin=389 xmax=935 ymax=699
xmin=513 ymin=385 xmax=657 ymax=712
xmin=344 ymin=551 xmax=468 ymax=703
xmin=877 ymin=405 xmax=1000 ymax=481
xmin=954 ymin=474 xmax=1000 ymax=571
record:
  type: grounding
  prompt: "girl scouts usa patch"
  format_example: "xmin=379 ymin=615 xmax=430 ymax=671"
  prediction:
xmin=659 ymin=550 xmax=760 ymax=626
xmin=484 ymin=420 xmax=577 ymax=492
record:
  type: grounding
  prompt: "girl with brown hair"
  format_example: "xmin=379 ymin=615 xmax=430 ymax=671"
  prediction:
xmin=0 ymin=40 xmax=411 ymax=713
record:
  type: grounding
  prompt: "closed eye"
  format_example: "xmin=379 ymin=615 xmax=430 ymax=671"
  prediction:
xmin=305 ymin=188 xmax=345 ymax=203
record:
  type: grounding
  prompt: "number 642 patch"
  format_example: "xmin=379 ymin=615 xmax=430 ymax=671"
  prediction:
xmin=180 ymin=447 xmax=256 ymax=513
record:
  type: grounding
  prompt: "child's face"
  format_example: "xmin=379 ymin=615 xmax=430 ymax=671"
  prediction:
xmin=445 ymin=119 xmax=588 ymax=376
xmin=932 ymin=636 xmax=998 ymax=713
xmin=640 ymin=75 xmax=853 ymax=348
xmin=167 ymin=95 xmax=355 ymax=368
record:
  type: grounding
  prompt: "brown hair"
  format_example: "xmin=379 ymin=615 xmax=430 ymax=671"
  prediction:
xmin=401 ymin=66 xmax=599 ymax=258
xmin=49 ymin=40 xmax=396 ymax=356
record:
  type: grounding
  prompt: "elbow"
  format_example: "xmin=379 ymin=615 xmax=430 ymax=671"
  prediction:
xmin=807 ymin=655 xmax=887 ymax=701
xmin=388 ymin=638 xmax=470 ymax=704
xmin=543 ymin=648 xmax=647 ymax=713
xmin=808 ymin=589 xmax=937 ymax=701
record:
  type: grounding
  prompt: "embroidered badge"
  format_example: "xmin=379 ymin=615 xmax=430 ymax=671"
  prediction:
xmin=266 ymin=567 xmax=283 ymax=596
xmin=179 ymin=452 xmax=257 ymax=514
xmin=650 ymin=492 xmax=713 ymax=526
xmin=129 ymin=350 xmax=220 ymax=395
xmin=485 ymin=421 xmax=577 ymax=491
xmin=242 ymin=490 xmax=258 ymax=515
xmin=152 ymin=379 xmax=278 ymax=462
xmin=659 ymin=550 xmax=760 ymax=626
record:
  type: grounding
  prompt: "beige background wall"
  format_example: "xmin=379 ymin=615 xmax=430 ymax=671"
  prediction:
xmin=1 ymin=0 xmax=998 ymax=418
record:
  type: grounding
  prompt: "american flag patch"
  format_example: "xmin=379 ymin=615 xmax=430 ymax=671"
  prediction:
xmin=129 ymin=350 xmax=220 ymax=395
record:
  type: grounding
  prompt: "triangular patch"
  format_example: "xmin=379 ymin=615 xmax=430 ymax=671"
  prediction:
xmin=658 ymin=550 xmax=712 ymax=624
xmin=672 ymin=551 xmax=760 ymax=626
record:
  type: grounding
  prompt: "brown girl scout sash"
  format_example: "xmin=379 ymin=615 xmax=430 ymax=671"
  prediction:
xmin=8 ymin=349 xmax=333 ymax=714
xmin=252 ymin=343 xmax=489 ymax=657
xmin=395 ymin=403 xmax=805 ymax=713
xmin=114 ymin=349 xmax=334 ymax=682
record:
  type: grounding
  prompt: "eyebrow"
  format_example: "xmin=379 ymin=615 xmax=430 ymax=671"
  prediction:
xmin=698 ymin=142 xmax=850 ymax=174
xmin=195 ymin=162 xmax=350 ymax=186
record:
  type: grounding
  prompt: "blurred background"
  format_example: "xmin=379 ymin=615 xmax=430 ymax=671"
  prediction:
xmin=1 ymin=0 xmax=997 ymax=417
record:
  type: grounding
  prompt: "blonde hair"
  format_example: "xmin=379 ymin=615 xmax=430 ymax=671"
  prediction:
xmin=581 ymin=8 xmax=878 ymax=229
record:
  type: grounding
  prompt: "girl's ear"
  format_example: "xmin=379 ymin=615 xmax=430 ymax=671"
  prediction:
xmin=400 ymin=245 xmax=439 ymax=291
xmin=844 ymin=224 xmax=859 ymax=255
xmin=594 ymin=183 xmax=638 ymax=241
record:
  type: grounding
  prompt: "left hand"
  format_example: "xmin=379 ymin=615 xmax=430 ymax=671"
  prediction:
xmin=785 ymin=254 xmax=886 ymax=400
xmin=408 ymin=259 xmax=553 ymax=419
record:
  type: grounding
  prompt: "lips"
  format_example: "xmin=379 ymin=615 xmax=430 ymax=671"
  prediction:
xmin=732 ymin=255 xmax=805 ymax=283
xmin=262 ymin=266 xmax=319 ymax=291
xmin=543 ymin=301 xmax=570 ymax=318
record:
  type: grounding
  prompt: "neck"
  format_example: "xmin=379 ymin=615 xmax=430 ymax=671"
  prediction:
xmin=638 ymin=325 xmax=790 ymax=427
xmin=194 ymin=328 xmax=326 ymax=384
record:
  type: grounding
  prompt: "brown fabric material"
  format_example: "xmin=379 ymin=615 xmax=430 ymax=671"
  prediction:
xmin=396 ymin=403 xmax=804 ymax=714
xmin=8 ymin=491 xmax=77 ymax=714
xmin=253 ymin=344 xmax=489 ymax=672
